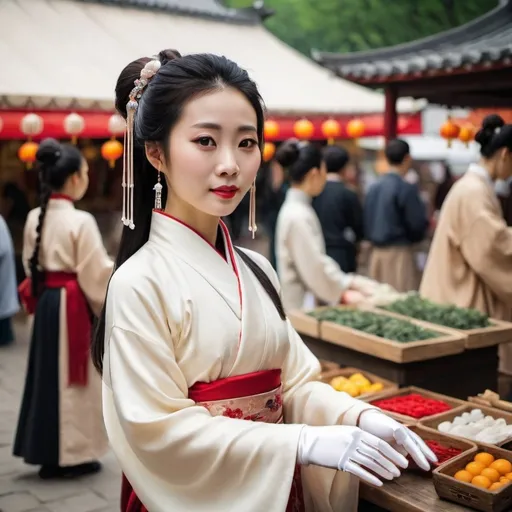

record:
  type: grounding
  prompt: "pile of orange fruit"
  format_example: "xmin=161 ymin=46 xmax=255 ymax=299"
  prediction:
xmin=454 ymin=452 xmax=512 ymax=492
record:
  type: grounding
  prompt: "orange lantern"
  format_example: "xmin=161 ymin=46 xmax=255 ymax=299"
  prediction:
xmin=101 ymin=139 xmax=123 ymax=168
xmin=293 ymin=118 xmax=314 ymax=140
xmin=262 ymin=142 xmax=276 ymax=162
xmin=264 ymin=120 xmax=279 ymax=140
xmin=458 ymin=124 xmax=475 ymax=148
xmin=64 ymin=113 xmax=85 ymax=144
xmin=440 ymin=117 xmax=460 ymax=148
xmin=18 ymin=141 xmax=39 ymax=170
xmin=321 ymin=119 xmax=341 ymax=144
xmin=0 ymin=116 xmax=3 ymax=134
xmin=346 ymin=119 xmax=366 ymax=139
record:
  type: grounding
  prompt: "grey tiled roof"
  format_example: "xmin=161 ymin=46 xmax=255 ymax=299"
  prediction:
xmin=78 ymin=0 xmax=267 ymax=24
xmin=313 ymin=0 xmax=512 ymax=81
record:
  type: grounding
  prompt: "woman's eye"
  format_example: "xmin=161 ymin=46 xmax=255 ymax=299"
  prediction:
xmin=195 ymin=136 xmax=215 ymax=147
xmin=239 ymin=138 xmax=258 ymax=148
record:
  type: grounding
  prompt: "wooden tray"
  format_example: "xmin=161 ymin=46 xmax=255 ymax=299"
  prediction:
xmin=318 ymin=366 xmax=398 ymax=399
xmin=319 ymin=307 xmax=466 ymax=363
xmin=433 ymin=444 xmax=512 ymax=511
xmin=420 ymin=404 xmax=512 ymax=449
xmin=375 ymin=306 xmax=512 ymax=350
xmin=318 ymin=359 xmax=339 ymax=374
xmin=364 ymin=386 xmax=466 ymax=423
xmin=407 ymin=424 xmax=477 ymax=471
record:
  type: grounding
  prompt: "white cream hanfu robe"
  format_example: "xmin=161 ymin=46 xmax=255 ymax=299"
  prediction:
xmin=420 ymin=165 xmax=512 ymax=374
xmin=275 ymin=188 xmax=352 ymax=311
xmin=14 ymin=194 xmax=113 ymax=467
xmin=102 ymin=210 xmax=375 ymax=512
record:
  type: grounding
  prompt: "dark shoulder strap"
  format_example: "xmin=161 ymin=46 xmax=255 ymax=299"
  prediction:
xmin=234 ymin=247 xmax=286 ymax=320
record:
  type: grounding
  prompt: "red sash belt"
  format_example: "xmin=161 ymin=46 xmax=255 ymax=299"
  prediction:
xmin=18 ymin=272 xmax=90 ymax=387
xmin=121 ymin=369 xmax=303 ymax=512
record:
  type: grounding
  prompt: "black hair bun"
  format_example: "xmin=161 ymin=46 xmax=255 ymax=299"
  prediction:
xmin=158 ymin=49 xmax=181 ymax=66
xmin=275 ymin=139 xmax=300 ymax=167
xmin=475 ymin=114 xmax=505 ymax=148
xmin=36 ymin=138 xmax=62 ymax=167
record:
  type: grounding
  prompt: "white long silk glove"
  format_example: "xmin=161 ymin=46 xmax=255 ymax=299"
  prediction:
xmin=297 ymin=425 xmax=408 ymax=487
xmin=358 ymin=410 xmax=438 ymax=471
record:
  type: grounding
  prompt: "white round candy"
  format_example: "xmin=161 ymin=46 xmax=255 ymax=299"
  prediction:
xmin=438 ymin=421 xmax=452 ymax=433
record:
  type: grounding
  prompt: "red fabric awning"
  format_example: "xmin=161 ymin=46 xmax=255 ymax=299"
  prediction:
xmin=0 ymin=109 xmax=422 ymax=141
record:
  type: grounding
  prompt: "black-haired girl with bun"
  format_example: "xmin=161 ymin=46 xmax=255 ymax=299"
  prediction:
xmin=274 ymin=139 xmax=388 ymax=312
xmin=13 ymin=138 xmax=113 ymax=479
xmin=94 ymin=50 xmax=434 ymax=512
xmin=420 ymin=114 xmax=512 ymax=373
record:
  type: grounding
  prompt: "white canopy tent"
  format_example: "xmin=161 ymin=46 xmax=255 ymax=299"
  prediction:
xmin=0 ymin=0 xmax=419 ymax=114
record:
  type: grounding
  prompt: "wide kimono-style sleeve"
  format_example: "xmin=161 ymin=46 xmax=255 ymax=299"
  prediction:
xmin=21 ymin=210 xmax=37 ymax=277
xmin=286 ymin=216 xmax=352 ymax=304
xmin=459 ymin=196 xmax=512 ymax=305
xmin=103 ymin=265 xmax=304 ymax=512
xmin=75 ymin=214 xmax=113 ymax=316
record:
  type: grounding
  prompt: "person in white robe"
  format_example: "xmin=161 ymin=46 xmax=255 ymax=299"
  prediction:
xmin=274 ymin=140 xmax=386 ymax=312
xmin=14 ymin=139 xmax=113 ymax=479
xmin=92 ymin=50 xmax=435 ymax=512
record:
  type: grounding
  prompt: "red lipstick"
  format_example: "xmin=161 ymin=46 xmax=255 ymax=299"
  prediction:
xmin=211 ymin=185 xmax=239 ymax=200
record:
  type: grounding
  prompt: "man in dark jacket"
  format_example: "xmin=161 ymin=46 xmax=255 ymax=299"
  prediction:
xmin=364 ymin=139 xmax=428 ymax=292
xmin=312 ymin=146 xmax=363 ymax=272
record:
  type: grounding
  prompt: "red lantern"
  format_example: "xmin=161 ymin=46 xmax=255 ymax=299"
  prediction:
xmin=101 ymin=140 xmax=123 ymax=168
xmin=321 ymin=119 xmax=341 ymax=144
xmin=264 ymin=120 xmax=279 ymax=140
xmin=293 ymin=119 xmax=314 ymax=140
xmin=262 ymin=142 xmax=276 ymax=162
xmin=440 ymin=117 xmax=460 ymax=148
xmin=18 ymin=141 xmax=39 ymax=169
xmin=458 ymin=124 xmax=475 ymax=148
xmin=346 ymin=119 xmax=365 ymax=139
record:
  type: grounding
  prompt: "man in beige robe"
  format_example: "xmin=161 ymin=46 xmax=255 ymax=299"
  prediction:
xmin=420 ymin=164 xmax=512 ymax=374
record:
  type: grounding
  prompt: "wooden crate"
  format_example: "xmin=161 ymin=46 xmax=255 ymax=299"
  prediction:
xmin=364 ymin=386 xmax=466 ymax=423
xmin=407 ymin=424 xmax=477 ymax=471
xmin=318 ymin=366 xmax=398 ymax=399
xmin=433 ymin=444 xmax=512 ymax=512
xmin=319 ymin=307 xmax=466 ymax=364
xmin=375 ymin=306 xmax=512 ymax=350
xmin=287 ymin=309 xmax=321 ymax=338
xmin=420 ymin=404 xmax=512 ymax=449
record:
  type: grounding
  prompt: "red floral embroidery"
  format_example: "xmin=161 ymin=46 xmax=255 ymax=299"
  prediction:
xmin=223 ymin=407 xmax=244 ymax=419
xmin=244 ymin=413 xmax=262 ymax=421
xmin=265 ymin=393 xmax=282 ymax=412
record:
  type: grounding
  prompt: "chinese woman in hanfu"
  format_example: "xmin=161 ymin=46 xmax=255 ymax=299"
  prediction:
xmin=92 ymin=49 xmax=436 ymax=512
xmin=14 ymin=139 xmax=113 ymax=479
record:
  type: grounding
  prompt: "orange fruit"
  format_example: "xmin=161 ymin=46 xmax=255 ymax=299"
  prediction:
xmin=490 ymin=459 xmax=512 ymax=476
xmin=466 ymin=461 xmax=486 ymax=476
xmin=472 ymin=475 xmax=492 ymax=489
xmin=500 ymin=477 xmax=510 ymax=483
xmin=490 ymin=482 xmax=505 ymax=492
xmin=474 ymin=452 xmax=495 ymax=467
xmin=481 ymin=468 xmax=500 ymax=483
xmin=454 ymin=470 xmax=473 ymax=483
xmin=505 ymin=472 xmax=512 ymax=481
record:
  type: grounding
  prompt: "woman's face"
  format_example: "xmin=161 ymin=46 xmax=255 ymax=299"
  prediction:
xmin=310 ymin=161 xmax=327 ymax=197
xmin=162 ymin=87 xmax=261 ymax=220
xmin=497 ymin=148 xmax=512 ymax=180
xmin=72 ymin=158 xmax=89 ymax=200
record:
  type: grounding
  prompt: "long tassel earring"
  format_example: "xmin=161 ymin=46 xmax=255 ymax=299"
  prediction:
xmin=154 ymin=170 xmax=163 ymax=210
xmin=248 ymin=180 xmax=257 ymax=239
xmin=124 ymin=101 xmax=137 ymax=230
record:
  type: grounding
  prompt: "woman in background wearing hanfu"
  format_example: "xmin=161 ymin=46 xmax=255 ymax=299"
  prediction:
xmin=14 ymin=139 xmax=113 ymax=479
xmin=92 ymin=49 xmax=435 ymax=512
xmin=421 ymin=114 xmax=512 ymax=376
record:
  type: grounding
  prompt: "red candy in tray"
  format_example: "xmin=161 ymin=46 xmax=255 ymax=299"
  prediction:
xmin=407 ymin=440 xmax=462 ymax=470
xmin=371 ymin=393 xmax=451 ymax=419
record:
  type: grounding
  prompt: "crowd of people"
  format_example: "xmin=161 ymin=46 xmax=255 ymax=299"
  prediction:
xmin=0 ymin=48 xmax=511 ymax=512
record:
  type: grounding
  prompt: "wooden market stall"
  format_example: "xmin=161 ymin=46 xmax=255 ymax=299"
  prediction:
xmin=313 ymin=0 xmax=512 ymax=141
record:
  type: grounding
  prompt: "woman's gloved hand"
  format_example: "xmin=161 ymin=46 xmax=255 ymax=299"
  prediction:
xmin=358 ymin=409 xmax=438 ymax=471
xmin=297 ymin=425 xmax=408 ymax=487
xmin=350 ymin=275 xmax=382 ymax=296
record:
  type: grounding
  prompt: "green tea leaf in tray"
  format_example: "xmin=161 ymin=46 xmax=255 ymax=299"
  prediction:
xmin=308 ymin=308 xmax=439 ymax=343
xmin=382 ymin=294 xmax=490 ymax=330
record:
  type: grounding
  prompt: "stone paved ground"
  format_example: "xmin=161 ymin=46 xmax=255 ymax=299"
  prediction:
xmin=0 ymin=317 xmax=121 ymax=512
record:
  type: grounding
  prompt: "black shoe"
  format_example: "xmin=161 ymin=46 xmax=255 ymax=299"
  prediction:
xmin=39 ymin=461 xmax=102 ymax=480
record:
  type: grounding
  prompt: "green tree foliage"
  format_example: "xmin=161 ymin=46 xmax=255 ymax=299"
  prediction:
xmin=226 ymin=0 xmax=497 ymax=54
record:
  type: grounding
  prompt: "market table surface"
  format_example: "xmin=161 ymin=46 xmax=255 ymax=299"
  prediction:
xmin=301 ymin=334 xmax=498 ymax=399
xmin=359 ymin=471 xmax=471 ymax=512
